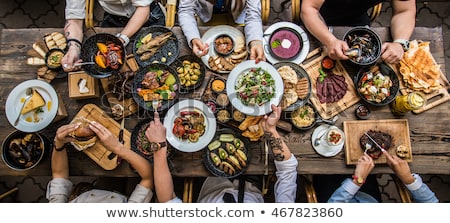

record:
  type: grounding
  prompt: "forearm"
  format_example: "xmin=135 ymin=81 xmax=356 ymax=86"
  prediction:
xmin=265 ymin=130 xmax=291 ymax=161
xmin=120 ymin=6 xmax=150 ymax=38
xmin=153 ymin=148 xmax=175 ymax=202
xmin=51 ymin=146 xmax=69 ymax=179
xmin=390 ymin=0 xmax=416 ymax=40
xmin=64 ymin=19 xmax=84 ymax=41
xmin=300 ymin=1 xmax=336 ymax=46
xmin=178 ymin=0 xmax=201 ymax=47
xmin=116 ymin=145 xmax=153 ymax=189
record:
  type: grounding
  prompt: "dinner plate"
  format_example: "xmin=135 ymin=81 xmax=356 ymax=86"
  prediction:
xmin=273 ymin=62 xmax=312 ymax=112
xmin=201 ymin=25 xmax=245 ymax=73
xmin=226 ymin=60 xmax=284 ymax=116
xmin=311 ymin=124 xmax=345 ymax=157
xmin=5 ymin=79 xmax=59 ymax=132
xmin=263 ymin=22 xmax=310 ymax=64
xmin=133 ymin=25 xmax=179 ymax=68
xmin=163 ymin=99 xmax=217 ymax=153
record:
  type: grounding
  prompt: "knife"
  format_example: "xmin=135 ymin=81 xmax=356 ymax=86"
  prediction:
xmin=364 ymin=132 xmax=386 ymax=153
xmin=116 ymin=117 xmax=125 ymax=165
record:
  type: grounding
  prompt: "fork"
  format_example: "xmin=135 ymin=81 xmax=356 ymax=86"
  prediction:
xmin=152 ymin=99 xmax=159 ymax=113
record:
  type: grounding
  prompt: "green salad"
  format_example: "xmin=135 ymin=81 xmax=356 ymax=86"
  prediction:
xmin=235 ymin=67 xmax=276 ymax=106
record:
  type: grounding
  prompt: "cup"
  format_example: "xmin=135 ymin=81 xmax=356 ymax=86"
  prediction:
xmin=390 ymin=92 xmax=426 ymax=116
xmin=322 ymin=127 xmax=345 ymax=147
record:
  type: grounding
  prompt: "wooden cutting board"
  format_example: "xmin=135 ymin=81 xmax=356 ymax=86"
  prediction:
xmin=71 ymin=103 xmax=131 ymax=170
xmin=392 ymin=40 xmax=450 ymax=114
xmin=343 ymin=119 xmax=412 ymax=165
xmin=300 ymin=47 xmax=360 ymax=119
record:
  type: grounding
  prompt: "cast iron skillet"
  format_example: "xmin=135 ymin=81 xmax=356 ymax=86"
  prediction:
xmin=287 ymin=102 xmax=337 ymax=131
xmin=169 ymin=54 xmax=206 ymax=93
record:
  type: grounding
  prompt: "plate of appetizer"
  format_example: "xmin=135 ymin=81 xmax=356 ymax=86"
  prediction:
xmin=163 ymin=99 xmax=216 ymax=152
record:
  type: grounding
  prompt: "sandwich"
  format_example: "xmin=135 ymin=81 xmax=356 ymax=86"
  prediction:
xmin=69 ymin=117 xmax=97 ymax=151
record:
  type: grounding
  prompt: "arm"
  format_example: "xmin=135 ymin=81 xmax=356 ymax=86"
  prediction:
xmin=245 ymin=0 xmax=265 ymax=63
xmin=145 ymin=112 xmax=178 ymax=203
xmin=178 ymin=0 xmax=209 ymax=57
xmin=118 ymin=5 xmax=151 ymax=45
xmin=89 ymin=122 xmax=153 ymax=190
xmin=61 ymin=19 xmax=84 ymax=72
xmin=383 ymin=151 xmax=438 ymax=203
xmin=262 ymin=105 xmax=298 ymax=202
xmin=300 ymin=0 xmax=348 ymax=60
xmin=381 ymin=0 xmax=416 ymax=64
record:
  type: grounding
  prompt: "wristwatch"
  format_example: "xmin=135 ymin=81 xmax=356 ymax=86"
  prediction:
xmin=116 ymin=33 xmax=130 ymax=46
xmin=150 ymin=141 xmax=167 ymax=152
xmin=393 ymin=39 xmax=410 ymax=52
xmin=352 ymin=175 xmax=365 ymax=186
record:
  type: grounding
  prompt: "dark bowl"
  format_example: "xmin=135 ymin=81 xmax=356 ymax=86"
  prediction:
xmin=268 ymin=27 xmax=303 ymax=60
xmin=45 ymin=48 xmax=65 ymax=70
xmin=213 ymin=34 xmax=235 ymax=56
xmin=132 ymin=63 xmax=179 ymax=112
xmin=343 ymin=26 xmax=382 ymax=66
xmin=170 ymin=54 xmax=206 ymax=92
xmin=1 ymin=130 xmax=50 ymax=171
xmin=288 ymin=102 xmax=337 ymax=131
xmin=203 ymin=128 xmax=251 ymax=179
xmin=355 ymin=62 xmax=399 ymax=106
xmin=355 ymin=103 xmax=371 ymax=120
xmin=133 ymin=25 xmax=179 ymax=67
xmin=130 ymin=118 xmax=174 ymax=163
xmin=80 ymin=33 xmax=125 ymax=78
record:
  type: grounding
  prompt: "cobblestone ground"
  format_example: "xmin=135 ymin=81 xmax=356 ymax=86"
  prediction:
xmin=1 ymin=0 xmax=449 ymax=203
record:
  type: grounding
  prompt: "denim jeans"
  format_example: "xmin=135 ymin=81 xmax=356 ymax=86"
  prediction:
xmin=100 ymin=2 xmax=165 ymax=28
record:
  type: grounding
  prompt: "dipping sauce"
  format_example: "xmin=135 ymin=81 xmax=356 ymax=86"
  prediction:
xmin=270 ymin=28 xmax=302 ymax=59
xmin=355 ymin=104 xmax=370 ymax=119
xmin=46 ymin=49 xmax=64 ymax=69
xmin=214 ymin=35 xmax=234 ymax=56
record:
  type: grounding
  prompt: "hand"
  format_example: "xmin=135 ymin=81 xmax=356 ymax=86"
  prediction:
xmin=381 ymin=42 xmax=404 ymax=64
xmin=145 ymin=112 xmax=167 ymax=144
xmin=249 ymin=40 xmax=265 ymax=64
xmin=61 ymin=46 xmax=82 ymax=72
xmin=383 ymin=150 xmax=415 ymax=184
xmin=89 ymin=121 xmax=122 ymax=153
xmin=261 ymin=104 xmax=281 ymax=133
xmin=191 ymin=38 xmax=209 ymax=57
xmin=54 ymin=123 xmax=80 ymax=148
xmin=325 ymin=38 xmax=349 ymax=60
xmin=354 ymin=153 xmax=374 ymax=181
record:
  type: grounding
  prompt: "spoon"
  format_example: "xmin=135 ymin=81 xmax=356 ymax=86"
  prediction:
xmin=313 ymin=126 xmax=330 ymax=147
xmin=14 ymin=87 xmax=33 ymax=126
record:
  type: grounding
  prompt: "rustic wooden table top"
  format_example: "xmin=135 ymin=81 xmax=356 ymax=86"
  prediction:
xmin=0 ymin=26 xmax=449 ymax=177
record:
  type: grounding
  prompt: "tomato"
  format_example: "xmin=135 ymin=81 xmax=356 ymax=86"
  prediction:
xmin=172 ymin=124 xmax=185 ymax=138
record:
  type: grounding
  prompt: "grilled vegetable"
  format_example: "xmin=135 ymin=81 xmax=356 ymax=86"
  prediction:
xmin=208 ymin=140 xmax=221 ymax=151
xmin=220 ymin=161 xmax=235 ymax=175
xmin=227 ymin=155 xmax=242 ymax=170
xmin=210 ymin=153 xmax=221 ymax=166
xmin=225 ymin=143 xmax=236 ymax=154
xmin=218 ymin=148 xmax=228 ymax=160
xmin=219 ymin=134 xmax=235 ymax=142
xmin=233 ymin=138 xmax=244 ymax=150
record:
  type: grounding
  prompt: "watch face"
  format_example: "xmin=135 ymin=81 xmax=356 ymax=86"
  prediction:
xmin=150 ymin=142 xmax=159 ymax=151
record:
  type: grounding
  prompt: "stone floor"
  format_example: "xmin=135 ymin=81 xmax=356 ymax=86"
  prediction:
xmin=1 ymin=0 xmax=450 ymax=203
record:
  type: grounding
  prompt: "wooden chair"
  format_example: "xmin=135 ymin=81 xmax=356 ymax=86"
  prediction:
xmin=183 ymin=177 xmax=194 ymax=203
xmin=301 ymin=174 xmax=412 ymax=203
xmin=290 ymin=0 xmax=383 ymax=24
xmin=84 ymin=0 xmax=177 ymax=28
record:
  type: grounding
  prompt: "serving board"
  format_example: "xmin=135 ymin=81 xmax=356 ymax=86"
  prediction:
xmin=71 ymin=103 xmax=131 ymax=170
xmin=343 ymin=119 xmax=412 ymax=165
xmin=392 ymin=45 xmax=450 ymax=114
xmin=99 ymin=55 xmax=139 ymax=120
xmin=300 ymin=47 xmax=360 ymax=119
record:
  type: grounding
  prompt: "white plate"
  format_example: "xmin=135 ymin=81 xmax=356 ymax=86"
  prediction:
xmin=263 ymin=22 xmax=310 ymax=64
xmin=226 ymin=60 xmax=284 ymax=116
xmin=201 ymin=25 xmax=245 ymax=73
xmin=5 ymin=79 xmax=59 ymax=132
xmin=163 ymin=99 xmax=217 ymax=152
xmin=311 ymin=124 xmax=345 ymax=157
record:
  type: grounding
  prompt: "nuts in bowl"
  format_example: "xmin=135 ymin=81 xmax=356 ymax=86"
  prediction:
xmin=171 ymin=55 xmax=205 ymax=91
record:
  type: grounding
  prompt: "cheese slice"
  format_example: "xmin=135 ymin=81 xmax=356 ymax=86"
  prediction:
xmin=21 ymin=89 xmax=45 ymax=114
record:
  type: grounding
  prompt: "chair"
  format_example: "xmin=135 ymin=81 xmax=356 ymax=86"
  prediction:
xmin=84 ymin=0 xmax=177 ymax=28
xmin=301 ymin=174 xmax=412 ymax=203
xmin=290 ymin=0 xmax=383 ymax=24
xmin=183 ymin=177 xmax=194 ymax=203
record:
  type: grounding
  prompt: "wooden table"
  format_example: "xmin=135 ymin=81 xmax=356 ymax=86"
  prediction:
xmin=1 ymin=26 xmax=449 ymax=177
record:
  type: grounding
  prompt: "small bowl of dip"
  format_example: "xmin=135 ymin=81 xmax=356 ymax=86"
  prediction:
xmin=214 ymin=34 xmax=234 ymax=56
xmin=45 ymin=48 xmax=65 ymax=70
xmin=269 ymin=27 xmax=302 ymax=60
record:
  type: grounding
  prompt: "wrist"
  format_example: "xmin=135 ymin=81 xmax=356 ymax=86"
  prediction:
xmin=116 ymin=33 xmax=130 ymax=46
xmin=352 ymin=175 xmax=365 ymax=186
xmin=53 ymin=141 xmax=66 ymax=152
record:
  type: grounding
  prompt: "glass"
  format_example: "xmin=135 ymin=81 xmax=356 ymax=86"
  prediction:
xmin=390 ymin=92 xmax=427 ymax=116
xmin=322 ymin=127 xmax=345 ymax=147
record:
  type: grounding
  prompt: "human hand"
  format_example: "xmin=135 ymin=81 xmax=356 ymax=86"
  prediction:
xmin=145 ymin=112 xmax=167 ymax=144
xmin=191 ymin=38 xmax=209 ymax=57
xmin=261 ymin=104 xmax=281 ymax=133
xmin=249 ymin=40 xmax=265 ymax=64
xmin=381 ymin=42 xmax=404 ymax=64
xmin=354 ymin=153 xmax=374 ymax=181
xmin=54 ymin=123 xmax=80 ymax=148
xmin=325 ymin=38 xmax=349 ymax=60
xmin=89 ymin=121 xmax=122 ymax=153
xmin=383 ymin=150 xmax=415 ymax=184
xmin=61 ymin=46 xmax=82 ymax=72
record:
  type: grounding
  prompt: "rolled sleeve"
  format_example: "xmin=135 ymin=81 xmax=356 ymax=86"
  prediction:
xmin=274 ymin=154 xmax=298 ymax=202
xmin=132 ymin=0 xmax=152 ymax=7
xmin=128 ymin=184 xmax=153 ymax=203
xmin=178 ymin=0 xmax=202 ymax=48
xmin=244 ymin=0 xmax=263 ymax=46
xmin=406 ymin=173 xmax=439 ymax=203
xmin=46 ymin=178 xmax=73 ymax=203
xmin=65 ymin=0 xmax=86 ymax=20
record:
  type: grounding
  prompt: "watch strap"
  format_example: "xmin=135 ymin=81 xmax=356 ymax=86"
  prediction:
xmin=116 ymin=33 xmax=130 ymax=46
xmin=352 ymin=175 xmax=365 ymax=186
xmin=393 ymin=39 xmax=409 ymax=52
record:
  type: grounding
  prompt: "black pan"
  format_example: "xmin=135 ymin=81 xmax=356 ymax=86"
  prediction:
xmin=287 ymin=102 xmax=337 ymax=131
xmin=169 ymin=54 xmax=206 ymax=93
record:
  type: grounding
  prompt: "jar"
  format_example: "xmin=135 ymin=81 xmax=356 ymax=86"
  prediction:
xmin=390 ymin=92 xmax=426 ymax=116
